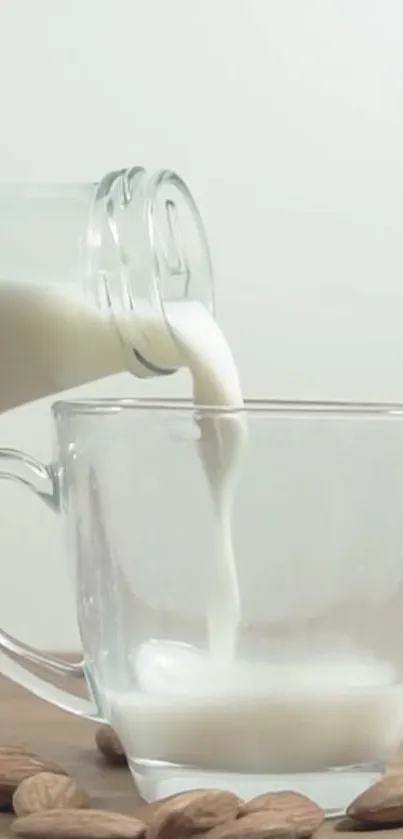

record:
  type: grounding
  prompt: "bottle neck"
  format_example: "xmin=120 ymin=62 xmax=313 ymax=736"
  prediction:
xmin=86 ymin=167 xmax=215 ymax=378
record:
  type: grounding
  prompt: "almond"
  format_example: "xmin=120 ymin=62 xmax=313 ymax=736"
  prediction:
xmin=240 ymin=792 xmax=324 ymax=838
xmin=13 ymin=772 xmax=90 ymax=816
xmin=205 ymin=812 xmax=296 ymax=839
xmin=0 ymin=745 xmax=28 ymax=754
xmin=12 ymin=808 xmax=146 ymax=839
xmin=0 ymin=747 xmax=66 ymax=809
xmin=95 ymin=727 xmax=127 ymax=766
xmin=147 ymin=789 xmax=242 ymax=839
xmin=132 ymin=795 xmax=179 ymax=825
xmin=347 ymin=775 xmax=403 ymax=824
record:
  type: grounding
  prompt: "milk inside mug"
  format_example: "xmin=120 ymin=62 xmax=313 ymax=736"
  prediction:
xmin=1 ymin=393 xmax=403 ymax=814
xmin=0 ymin=168 xmax=214 ymax=411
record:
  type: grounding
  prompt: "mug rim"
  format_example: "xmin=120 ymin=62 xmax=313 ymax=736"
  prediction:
xmin=52 ymin=397 xmax=403 ymax=418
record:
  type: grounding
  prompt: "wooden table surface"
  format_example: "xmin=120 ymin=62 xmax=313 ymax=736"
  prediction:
xmin=0 ymin=665 xmax=401 ymax=839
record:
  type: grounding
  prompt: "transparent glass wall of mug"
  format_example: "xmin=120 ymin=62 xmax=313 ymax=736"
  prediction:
xmin=1 ymin=399 xmax=401 ymax=811
xmin=0 ymin=169 xmax=214 ymax=411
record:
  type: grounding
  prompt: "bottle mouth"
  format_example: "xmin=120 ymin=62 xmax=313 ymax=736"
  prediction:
xmin=145 ymin=169 xmax=214 ymax=314
xmin=87 ymin=167 xmax=214 ymax=378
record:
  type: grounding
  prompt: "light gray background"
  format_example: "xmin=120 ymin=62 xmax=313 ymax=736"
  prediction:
xmin=0 ymin=0 xmax=402 ymax=649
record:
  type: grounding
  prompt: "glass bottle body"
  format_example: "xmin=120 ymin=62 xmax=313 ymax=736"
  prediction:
xmin=0 ymin=167 xmax=214 ymax=410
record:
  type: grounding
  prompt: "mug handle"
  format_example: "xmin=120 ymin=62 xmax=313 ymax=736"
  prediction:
xmin=0 ymin=448 xmax=99 ymax=720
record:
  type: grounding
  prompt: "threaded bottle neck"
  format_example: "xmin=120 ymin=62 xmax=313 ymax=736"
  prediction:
xmin=86 ymin=167 xmax=215 ymax=378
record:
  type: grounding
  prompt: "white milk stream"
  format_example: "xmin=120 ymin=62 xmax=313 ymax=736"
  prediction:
xmin=122 ymin=298 xmax=246 ymax=660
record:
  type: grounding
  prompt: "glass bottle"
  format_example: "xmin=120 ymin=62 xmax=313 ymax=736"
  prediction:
xmin=0 ymin=167 xmax=214 ymax=411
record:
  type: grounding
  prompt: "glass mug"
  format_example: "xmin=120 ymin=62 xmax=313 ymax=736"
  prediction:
xmin=1 ymin=398 xmax=403 ymax=814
